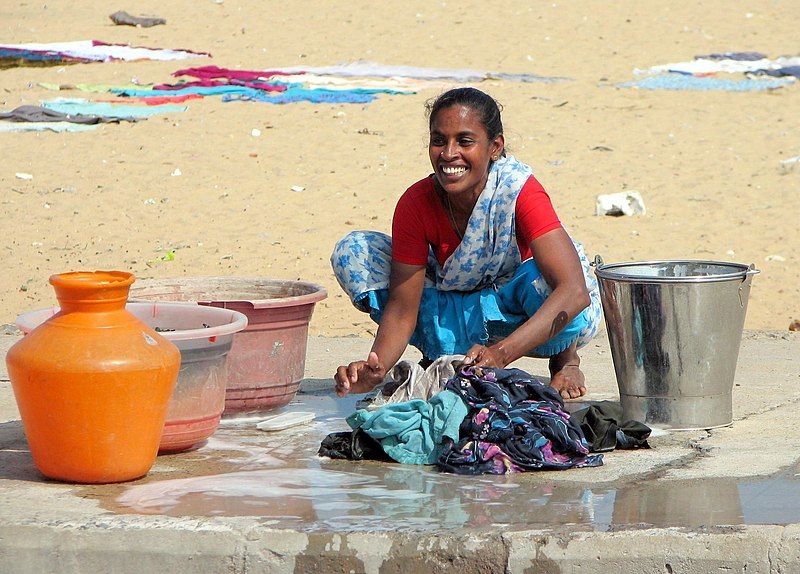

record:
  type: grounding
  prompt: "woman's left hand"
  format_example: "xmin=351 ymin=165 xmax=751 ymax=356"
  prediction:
xmin=463 ymin=344 xmax=508 ymax=368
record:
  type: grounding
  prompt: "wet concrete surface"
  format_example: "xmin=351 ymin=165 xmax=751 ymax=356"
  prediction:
xmin=90 ymin=391 xmax=800 ymax=532
xmin=2 ymin=385 xmax=799 ymax=534
xmin=2 ymin=331 xmax=800 ymax=573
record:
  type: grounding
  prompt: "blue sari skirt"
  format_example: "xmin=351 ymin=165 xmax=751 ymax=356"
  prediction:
xmin=331 ymin=231 xmax=602 ymax=360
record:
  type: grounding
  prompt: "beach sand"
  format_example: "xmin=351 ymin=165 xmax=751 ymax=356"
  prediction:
xmin=1 ymin=0 xmax=798 ymax=342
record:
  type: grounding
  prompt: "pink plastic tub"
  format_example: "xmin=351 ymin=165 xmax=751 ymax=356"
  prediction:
xmin=129 ymin=277 xmax=326 ymax=415
xmin=16 ymin=302 xmax=248 ymax=452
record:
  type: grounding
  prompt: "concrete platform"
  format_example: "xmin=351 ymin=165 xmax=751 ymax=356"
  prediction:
xmin=1 ymin=330 xmax=799 ymax=573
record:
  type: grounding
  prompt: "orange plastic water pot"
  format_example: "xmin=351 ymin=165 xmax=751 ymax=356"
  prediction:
xmin=5 ymin=271 xmax=180 ymax=483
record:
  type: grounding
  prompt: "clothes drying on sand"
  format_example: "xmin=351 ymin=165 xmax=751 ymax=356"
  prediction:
xmin=41 ymin=98 xmax=187 ymax=119
xmin=0 ymin=104 xmax=133 ymax=124
xmin=0 ymin=40 xmax=208 ymax=64
xmin=0 ymin=122 xmax=98 ymax=133
xmin=641 ymin=54 xmax=800 ymax=76
xmin=620 ymin=74 xmax=794 ymax=92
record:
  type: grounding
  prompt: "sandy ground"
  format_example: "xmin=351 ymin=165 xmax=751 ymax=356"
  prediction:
xmin=1 ymin=1 xmax=798 ymax=340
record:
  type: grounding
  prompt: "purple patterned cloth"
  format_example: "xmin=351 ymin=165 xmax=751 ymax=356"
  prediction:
xmin=437 ymin=366 xmax=603 ymax=474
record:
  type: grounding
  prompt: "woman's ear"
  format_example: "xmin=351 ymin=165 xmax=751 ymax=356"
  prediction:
xmin=492 ymin=134 xmax=505 ymax=158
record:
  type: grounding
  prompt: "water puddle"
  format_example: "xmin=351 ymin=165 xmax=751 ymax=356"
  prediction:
xmin=106 ymin=392 xmax=800 ymax=532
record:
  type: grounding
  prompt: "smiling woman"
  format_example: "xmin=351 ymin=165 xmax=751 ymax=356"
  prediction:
xmin=330 ymin=87 xmax=602 ymax=400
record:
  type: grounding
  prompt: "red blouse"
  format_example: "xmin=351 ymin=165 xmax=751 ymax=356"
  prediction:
xmin=392 ymin=175 xmax=562 ymax=267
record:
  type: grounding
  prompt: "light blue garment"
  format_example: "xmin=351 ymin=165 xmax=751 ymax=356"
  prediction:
xmin=41 ymin=98 xmax=187 ymax=118
xmin=331 ymin=230 xmax=602 ymax=359
xmin=0 ymin=121 xmax=98 ymax=133
xmin=346 ymin=390 xmax=467 ymax=465
xmin=223 ymin=87 xmax=379 ymax=104
xmin=619 ymin=74 xmax=794 ymax=92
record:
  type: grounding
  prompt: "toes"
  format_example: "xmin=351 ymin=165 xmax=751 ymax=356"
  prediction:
xmin=558 ymin=384 xmax=587 ymax=400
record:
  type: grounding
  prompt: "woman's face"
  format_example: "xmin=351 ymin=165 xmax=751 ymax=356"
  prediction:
xmin=428 ymin=104 xmax=504 ymax=201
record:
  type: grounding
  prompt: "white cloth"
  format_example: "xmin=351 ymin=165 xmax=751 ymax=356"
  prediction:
xmin=356 ymin=355 xmax=464 ymax=411
xmin=0 ymin=40 xmax=208 ymax=62
xmin=640 ymin=56 xmax=800 ymax=76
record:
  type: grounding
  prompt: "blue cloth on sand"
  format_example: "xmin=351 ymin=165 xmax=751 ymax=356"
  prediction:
xmin=346 ymin=390 xmax=467 ymax=465
xmin=42 ymin=98 xmax=186 ymax=118
xmin=224 ymin=87 xmax=379 ymax=104
xmin=619 ymin=74 xmax=794 ymax=92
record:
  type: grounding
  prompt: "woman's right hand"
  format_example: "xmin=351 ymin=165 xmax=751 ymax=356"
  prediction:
xmin=334 ymin=351 xmax=386 ymax=397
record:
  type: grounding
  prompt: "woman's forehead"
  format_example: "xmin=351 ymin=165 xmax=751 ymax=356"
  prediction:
xmin=430 ymin=105 xmax=485 ymax=133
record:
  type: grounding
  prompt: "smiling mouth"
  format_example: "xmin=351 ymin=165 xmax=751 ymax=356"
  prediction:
xmin=441 ymin=166 xmax=467 ymax=175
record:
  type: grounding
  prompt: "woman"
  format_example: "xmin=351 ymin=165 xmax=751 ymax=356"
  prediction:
xmin=331 ymin=87 xmax=602 ymax=400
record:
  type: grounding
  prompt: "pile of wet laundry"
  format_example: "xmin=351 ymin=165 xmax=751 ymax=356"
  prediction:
xmin=319 ymin=357 xmax=651 ymax=475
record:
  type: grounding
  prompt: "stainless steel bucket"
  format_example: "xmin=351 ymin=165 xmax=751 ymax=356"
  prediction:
xmin=594 ymin=257 xmax=759 ymax=430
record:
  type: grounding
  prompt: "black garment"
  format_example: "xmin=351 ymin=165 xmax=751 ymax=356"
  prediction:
xmin=570 ymin=400 xmax=651 ymax=453
xmin=755 ymin=66 xmax=800 ymax=79
xmin=695 ymin=51 xmax=767 ymax=61
xmin=318 ymin=428 xmax=394 ymax=462
xmin=0 ymin=105 xmax=132 ymax=124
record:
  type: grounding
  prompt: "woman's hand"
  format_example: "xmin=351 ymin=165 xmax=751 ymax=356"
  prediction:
xmin=334 ymin=351 xmax=386 ymax=397
xmin=462 ymin=344 xmax=509 ymax=368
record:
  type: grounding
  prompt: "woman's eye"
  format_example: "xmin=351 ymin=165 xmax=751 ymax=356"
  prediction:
xmin=430 ymin=139 xmax=445 ymax=147
xmin=459 ymin=139 xmax=475 ymax=146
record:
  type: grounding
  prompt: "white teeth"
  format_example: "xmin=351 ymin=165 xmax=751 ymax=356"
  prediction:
xmin=442 ymin=166 xmax=466 ymax=175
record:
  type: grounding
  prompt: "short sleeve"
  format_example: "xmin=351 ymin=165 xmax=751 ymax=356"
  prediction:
xmin=391 ymin=185 xmax=431 ymax=266
xmin=515 ymin=175 xmax=562 ymax=246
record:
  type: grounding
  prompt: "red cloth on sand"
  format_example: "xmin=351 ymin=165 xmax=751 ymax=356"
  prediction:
xmin=171 ymin=65 xmax=296 ymax=82
xmin=152 ymin=79 xmax=287 ymax=92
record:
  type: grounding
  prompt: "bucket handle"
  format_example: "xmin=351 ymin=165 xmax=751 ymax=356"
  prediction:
xmin=592 ymin=255 xmax=604 ymax=267
xmin=738 ymin=264 xmax=761 ymax=307
xmin=744 ymin=264 xmax=760 ymax=277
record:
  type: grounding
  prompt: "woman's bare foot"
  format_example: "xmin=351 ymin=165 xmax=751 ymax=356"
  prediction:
xmin=548 ymin=343 xmax=587 ymax=400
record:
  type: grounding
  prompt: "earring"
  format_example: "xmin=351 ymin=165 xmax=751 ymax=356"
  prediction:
xmin=492 ymin=155 xmax=499 ymax=161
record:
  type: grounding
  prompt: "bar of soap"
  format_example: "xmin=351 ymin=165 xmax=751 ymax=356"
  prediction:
xmin=256 ymin=411 xmax=315 ymax=432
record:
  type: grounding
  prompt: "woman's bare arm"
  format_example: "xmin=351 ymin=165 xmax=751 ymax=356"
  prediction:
xmin=334 ymin=261 xmax=426 ymax=396
xmin=465 ymin=228 xmax=590 ymax=367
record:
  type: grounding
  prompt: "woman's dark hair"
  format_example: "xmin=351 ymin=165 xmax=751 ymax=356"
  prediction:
xmin=426 ymin=87 xmax=504 ymax=142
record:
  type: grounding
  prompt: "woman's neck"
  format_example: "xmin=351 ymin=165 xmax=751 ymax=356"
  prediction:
xmin=433 ymin=177 xmax=486 ymax=215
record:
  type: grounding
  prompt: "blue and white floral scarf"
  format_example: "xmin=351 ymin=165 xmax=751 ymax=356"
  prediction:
xmin=437 ymin=155 xmax=531 ymax=291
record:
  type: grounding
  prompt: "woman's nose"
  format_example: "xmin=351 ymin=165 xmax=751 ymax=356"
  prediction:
xmin=441 ymin=142 xmax=458 ymax=159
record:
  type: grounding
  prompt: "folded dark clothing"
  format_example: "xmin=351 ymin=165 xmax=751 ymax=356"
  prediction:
xmin=570 ymin=400 xmax=651 ymax=453
xmin=438 ymin=366 xmax=603 ymax=475
xmin=753 ymin=66 xmax=800 ymax=79
xmin=0 ymin=105 xmax=127 ymax=124
xmin=318 ymin=428 xmax=394 ymax=462
xmin=109 ymin=10 xmax=166 ymax=28
xmin=696 ymin=51 xmax=767 ymax=61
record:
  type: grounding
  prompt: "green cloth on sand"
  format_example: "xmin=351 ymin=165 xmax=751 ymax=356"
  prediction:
xmin=38 ymin=82 xmax=153 ymax=93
